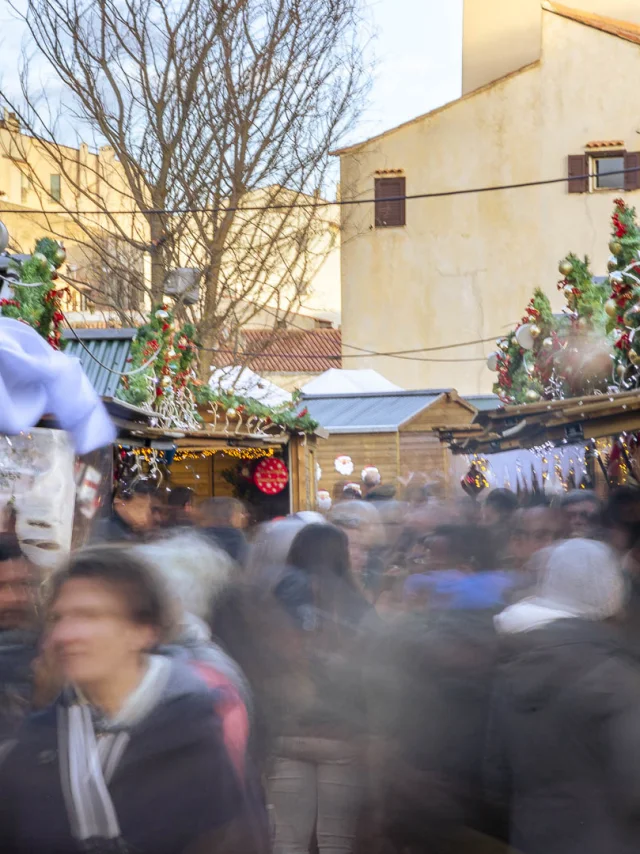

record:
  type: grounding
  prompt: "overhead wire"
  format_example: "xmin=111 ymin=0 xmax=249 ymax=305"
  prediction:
xmin=0 ymin=165 xmax=636 ymax=217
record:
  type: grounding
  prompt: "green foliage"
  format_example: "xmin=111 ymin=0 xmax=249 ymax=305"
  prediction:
xmin=118 ymin=307 xmax=318 ymax=434
xmin=0 ymin=237 xmax=67 ymax=348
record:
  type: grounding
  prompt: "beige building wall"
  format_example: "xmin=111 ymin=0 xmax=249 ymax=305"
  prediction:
xmin=462 ymin=0 xmax=541 ymax=95
xmin=339 ymin=10 xmax=640 ymax=394
xmin=463 ymin=0 xmax=640 ymax=95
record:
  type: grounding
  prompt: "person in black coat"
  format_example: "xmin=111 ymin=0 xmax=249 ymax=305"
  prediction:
xmin=0 ymin=544 xmax=264 ymax=854
xmin=488 ymin=538 xmax=640 ymax=854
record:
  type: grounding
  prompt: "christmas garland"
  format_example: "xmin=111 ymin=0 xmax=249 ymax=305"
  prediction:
xmin=0 ymin=237 xmax=67 ymax=348
xmin=118 ymin=305 xmax=318 ymax=433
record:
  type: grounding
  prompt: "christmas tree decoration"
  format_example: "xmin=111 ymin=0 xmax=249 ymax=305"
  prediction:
xmin=460 ymin=462 xmax=489 ymax=497
xmin=486 ymin=351 xmax=500 ymax=372
xmin=515 ymin=323 xmax=536 ymax=350
xmin=605 ymin=299 xmax=618 ymax=318
xmin=0 ymin=237 xmax=68 ymax=349
xmin=559 ymin=259 xmax=574 ymax=276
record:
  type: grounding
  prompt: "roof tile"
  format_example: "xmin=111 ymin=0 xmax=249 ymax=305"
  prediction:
xmin=544 ymin=2 xmax=640 ymax=46
xmin=239 ymin=328 xmax=342 ymax=373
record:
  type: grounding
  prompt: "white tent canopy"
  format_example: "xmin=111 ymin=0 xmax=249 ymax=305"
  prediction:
xmin=209 ymin=365 xmax=292 ymax=406
xmin=301 ymin=368 xmax=402 ymax=396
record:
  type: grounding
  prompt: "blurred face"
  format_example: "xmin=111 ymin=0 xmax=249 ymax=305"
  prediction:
xmin=47 ymin=578 xmax=155 ymax=690
xmin=0 ymin=557 xmax=37 ymax=631
xmin=114 ymin=494 xmax=152 ymax=532
xmin=408 ymin=535 xmax=452 ymax=573
xmin=563 ymin=500 xmax=601 ymax=539
xmin=344 ymin=526 xmax=367 ymax=585
xmin=511 ymin=508 xmax=562 ymax=566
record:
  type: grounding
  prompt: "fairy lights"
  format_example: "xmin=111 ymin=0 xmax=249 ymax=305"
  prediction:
xmin=118 ymin=445 xmax=276 ymax=462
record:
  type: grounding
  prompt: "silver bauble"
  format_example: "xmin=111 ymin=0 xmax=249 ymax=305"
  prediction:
xmin=486 ymin=351 xmax=500 ymax=372
xmin=155 ymin=309 xmax=170 ymax=320
xmin=608 ymin=255 xmax=619 ymax=272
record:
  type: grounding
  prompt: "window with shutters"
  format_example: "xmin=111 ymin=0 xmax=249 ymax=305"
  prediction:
xmin=50 ymin=174 xmax=61 ymax=202
xmin=568 ymin=150 xmax=640 ymax=193
xmin=375 ymin=176 xmax=406 ymax=228
xmin=593 ymin=154 xmax=625 ymax=190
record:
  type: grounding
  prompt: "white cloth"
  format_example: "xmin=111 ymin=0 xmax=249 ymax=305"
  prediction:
xmin=495 ymin=538 xmax=627 ymax=635
xmin=0 ymin=318 xmax=115 ymax=454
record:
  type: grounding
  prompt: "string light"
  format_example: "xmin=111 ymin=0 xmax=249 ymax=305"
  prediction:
xmin=119 ymin=445 xmax=276 ymax=461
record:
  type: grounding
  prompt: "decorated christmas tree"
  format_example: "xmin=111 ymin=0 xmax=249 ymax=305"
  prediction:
xmin=0 ymin=237 xmax=67 ymax=348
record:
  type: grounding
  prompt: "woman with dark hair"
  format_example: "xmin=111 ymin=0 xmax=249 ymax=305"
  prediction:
xmin=0 ymin=544 xmax=262 ymax=854
xmin=266 ymin=524 xmax=372 ymax=854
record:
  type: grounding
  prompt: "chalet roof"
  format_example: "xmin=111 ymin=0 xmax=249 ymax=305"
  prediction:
xmin=241 ymin=328 xmax=342 ymax=373
xmin=302 ymin=389 xmax=474 ymax=434
xmin=63 ymin=327 xmax=136 ymax=398
xmin=435 ymin=389 xmax=640 ymax=455
xmin=543 ymin=2 xmax=640 ymax=47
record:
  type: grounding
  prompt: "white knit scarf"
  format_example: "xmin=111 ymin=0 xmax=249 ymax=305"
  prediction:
xmin=57 ymin=655 xmax=170 ymax=850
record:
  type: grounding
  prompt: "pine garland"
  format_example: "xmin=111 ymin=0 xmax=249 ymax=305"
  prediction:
xmin=0 ymin=237 xmax=67 ymax=348
xmin=118 ymin=305 xmax=318 ymax=433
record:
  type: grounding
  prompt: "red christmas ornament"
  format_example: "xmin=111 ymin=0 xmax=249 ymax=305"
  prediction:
xmin=254 ymin=458 xmax=289 ymax=495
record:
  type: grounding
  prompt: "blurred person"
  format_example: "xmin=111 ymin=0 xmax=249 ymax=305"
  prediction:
xmin=0 ymin=536 xmax=40 ymax=739
xmin=246 ymin=516 xmax=307 ymax=588
xmin=90 ymin=480 xmax=154 ymax=543
xmin=488 ymin=539 xmax=639 ymax=854
xmin=370 ymin=524 xmax=507 ymax=852
xmin=603 ymin=487 xmax=640 ymax=554
xmin=133 ymin=531 xmax=254 ymax=787
xmin=403 ymin=524 xmax=515 ymax=614
xmin=559 ymin=489 xmax=603 ymax=539
xmin=508 ymin=501 xmax=563 ymax=569
xmin=0 ymin=545 xmax=257 ymax=854
xmin=330 ymin=500 xmax=385 ymax=598
xmin=266 ymin=523 xmax=372 ymax=854
xmin=199 ymin=497 xmax=249 ymax=565
xmin=167 ymin=486 xmax=196 ymax=527
xmin=482 ymin=488 xmax=519 ymax=529
xmin=361 ymin=466 xmax=381 ymax=498
xmin=483 ymin=489 xmax=519 ymax=566
xmin=150 ymin=488 xmax=170 ymax=530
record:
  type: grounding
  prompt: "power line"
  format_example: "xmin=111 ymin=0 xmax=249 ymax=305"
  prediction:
xmin=0 ymin=166 xmax=636 ymax=217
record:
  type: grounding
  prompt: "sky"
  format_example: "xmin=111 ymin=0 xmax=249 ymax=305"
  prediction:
xmin=357 ymin=0 xmax=463 ymax=142
xmin=0 ymin=0 xmax=463 ymax=146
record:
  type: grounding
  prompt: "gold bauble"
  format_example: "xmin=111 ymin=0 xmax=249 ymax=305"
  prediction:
xmin=529 ymin=324 xmax=541 ymax=339
xmin=563 ymin=284 xmax=575 ymax=298
xmin=559 ymin=259 xmax=573 ymax=277
xmin=226 ymin=407 xmax=237 ymax=418
xmin=167 ymin=348 xmax=177 ymax=359
xmin=497 ymin=338 xmax=509 ymax=352
xmin=525 ymin=389 xmax=541 ymax=403
xmin=160 ymin=375 xmax=171 ymax=387
xmin=630 ymin=350 xmax=640 ymax=366
xmin=605 ymin=299 xmax=618 ymax=318
xmin=624 ymin=302 xmax=640 ymax=327
xmin=610 ymin=239 xmax=623 ymax=256
xmin=608 ymin=255 xmax=619 ymax=272
xmin=542 ymin=337 xmax=554 ymax=350
xmin=617 ymin=363 xmax=627 ymax=377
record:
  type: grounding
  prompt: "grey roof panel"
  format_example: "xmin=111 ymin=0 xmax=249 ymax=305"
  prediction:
xmin=303 ymin=392 xmax=443 ymax=433
xmin=64 ymin=331 xmax=135 ymax=397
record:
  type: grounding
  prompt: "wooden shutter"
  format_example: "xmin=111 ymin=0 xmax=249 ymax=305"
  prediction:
xmin=567 ymin=154 xmax=588 ymax=193
xmin=625 ymin=152 xmax=640 ymax=191
xmin=375 ymin=177 xmax=406 ymax=227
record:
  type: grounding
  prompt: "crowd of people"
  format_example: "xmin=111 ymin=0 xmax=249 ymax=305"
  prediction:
xmin=1 ymin=477 xmax=640 ymax=853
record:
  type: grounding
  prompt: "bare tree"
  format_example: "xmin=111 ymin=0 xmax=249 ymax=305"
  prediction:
xmin=2 ymin=0 xmax=364 ymax=376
